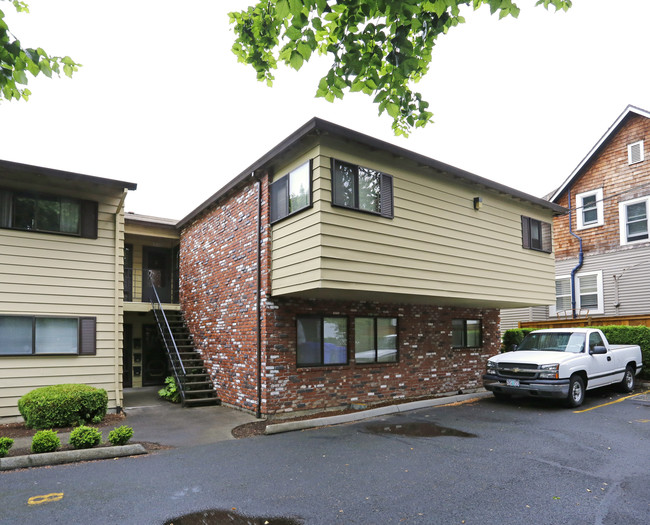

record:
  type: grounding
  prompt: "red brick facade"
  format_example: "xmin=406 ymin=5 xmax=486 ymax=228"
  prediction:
xmin=554 ymin=113 xmax=650 ymax=259
xmin=180 ymin=174 xmax=500 ymax=416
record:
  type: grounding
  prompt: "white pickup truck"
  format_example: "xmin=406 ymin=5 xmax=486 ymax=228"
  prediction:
xmin=483 ymin=328 xmax=642 ymax=407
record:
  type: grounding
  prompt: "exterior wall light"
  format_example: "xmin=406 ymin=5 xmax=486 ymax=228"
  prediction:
xmin=473 ymin=197 xmax=483 ymax=211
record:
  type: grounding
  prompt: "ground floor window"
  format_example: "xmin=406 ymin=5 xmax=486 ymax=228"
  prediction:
xmin=452 ymin=319 xmax=481 ymax=348
xmin=297 ymin=316 xmax=347 ymax=367
xmin=0 ymin=316 xmax=96 ymax=356
xmin=354 ymin=317 xmax=398 ymax=363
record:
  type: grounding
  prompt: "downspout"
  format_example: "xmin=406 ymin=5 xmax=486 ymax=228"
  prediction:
xmin=567 ymin=189 xmax=584 ymax=319
xmin=253 ymin=173 xmax=263 ymax=419
xmin=114 ymin=189 xmax=128 ymax=413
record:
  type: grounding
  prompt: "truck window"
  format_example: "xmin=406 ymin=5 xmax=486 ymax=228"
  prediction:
xmin=518 ymin=332 xmax=585 ymax=353
xmin=588 ymin=332 xmax=605 ymax=351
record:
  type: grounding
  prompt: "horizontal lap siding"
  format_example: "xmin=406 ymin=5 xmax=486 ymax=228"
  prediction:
xmin=271 ymin=137 xmax=556 ymax=308
xmin=0 ymin=195 xmax=123 ymax=419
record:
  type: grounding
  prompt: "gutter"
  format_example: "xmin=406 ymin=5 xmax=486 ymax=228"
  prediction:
xmin=253 ymin=173 xmax=263 ymax=419
xmin=567 ymin=189 xmax=584 ymax=319
xmin=114 ymin=190 xmax=128 ymax=413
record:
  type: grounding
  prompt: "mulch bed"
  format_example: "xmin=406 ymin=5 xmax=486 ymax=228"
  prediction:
xmin=0 ymin=414 xmax=171 ymax=458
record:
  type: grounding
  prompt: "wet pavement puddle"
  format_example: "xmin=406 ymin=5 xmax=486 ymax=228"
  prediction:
xmin=364 ymin=421 xmax=477 ymax=438
xmin=164 ymin=509 xmax=302 ymax=525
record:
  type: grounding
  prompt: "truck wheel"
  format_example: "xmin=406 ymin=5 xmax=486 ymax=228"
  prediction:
xmin=565 ymin=375 xmax=585 ymax=408
xmin=620 ymin=366 xmax=635 ymax=393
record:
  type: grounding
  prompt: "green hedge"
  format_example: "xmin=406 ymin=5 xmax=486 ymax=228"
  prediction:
xmin=502 ymin=325 xmax=650 ymax=378
xmin=18 ymin=384 xmax=108 ymax=429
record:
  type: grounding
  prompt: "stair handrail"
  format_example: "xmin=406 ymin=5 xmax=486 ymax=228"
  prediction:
xmin=147 ymin=270 xmax=186 ymax=379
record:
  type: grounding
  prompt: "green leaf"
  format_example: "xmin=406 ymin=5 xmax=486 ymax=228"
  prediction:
xmin=39 ymin=60 xmax=52 ymax=78
xmin=289 ymin=50 xmax=304 ymax=70
xmin=276 ymin=0 xmax=290 ymax=19
xmin=12 ymin=69 xmax=27 ymax=84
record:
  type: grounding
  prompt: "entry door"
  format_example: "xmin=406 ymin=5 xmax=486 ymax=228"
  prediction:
xmin=143 ymin=247 xmax=172 ymax=303
xmin=123 ymin=324 xmax=133 ymax=388
xmin=142 ymin=324 xmax=168 ymax=386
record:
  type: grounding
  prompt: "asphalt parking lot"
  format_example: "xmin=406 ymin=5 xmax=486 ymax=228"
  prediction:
xmin=2 ymin=387 xmax=649 ymax=525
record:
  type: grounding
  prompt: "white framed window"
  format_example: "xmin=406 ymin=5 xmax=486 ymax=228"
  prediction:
xmin=628 ymin=140 xmax=644 ymax=165
xmin=619 ymin=196 xmax=649 ymax=245
xmin=550 ymin=271 xmax=603 ymax=317
xmin=575 ymin=188 xmax=604 ymax=229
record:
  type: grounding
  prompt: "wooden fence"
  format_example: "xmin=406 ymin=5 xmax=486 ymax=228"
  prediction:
xmin=519 ymin=314 xmax=650 ymax=329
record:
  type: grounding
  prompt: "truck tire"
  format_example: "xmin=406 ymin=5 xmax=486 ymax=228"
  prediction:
xmin=620 ymin=366 xmax=635 ymax=393
xmin=565 ymin=375 xmax=585 ymax=408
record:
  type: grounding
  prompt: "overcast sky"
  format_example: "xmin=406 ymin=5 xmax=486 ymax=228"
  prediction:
xmin=1 ymin=0 xmax=649 ymax=220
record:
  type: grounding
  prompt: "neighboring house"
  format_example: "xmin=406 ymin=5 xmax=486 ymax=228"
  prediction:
xmin=177 ymin=118 xmax=564 ymax=417
xmin=0 ymin=160 xmax=136 ymax=421
xmin=501 ymin=105 xmax=650 ymax=331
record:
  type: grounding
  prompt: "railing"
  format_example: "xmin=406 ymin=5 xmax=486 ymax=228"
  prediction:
xmin=519 ymin=314 xmax=650 ymax=329
xmin=124 ymin=267 xmax=179 ymax=304
xmin=147 ymin=270 xmax=187 ymax=405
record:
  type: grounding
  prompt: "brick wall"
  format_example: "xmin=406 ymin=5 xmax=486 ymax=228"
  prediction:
xmin=262 ymin=299 xmax=500 ymax=416
xmin=554 ymin=113 xmax=650 ymax=259
xmin=179 ymin=177 xmax=269 ymax=412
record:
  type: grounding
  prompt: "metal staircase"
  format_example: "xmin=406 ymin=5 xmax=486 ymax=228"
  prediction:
xmin=148 ymin=272 xmax=219 ymax=407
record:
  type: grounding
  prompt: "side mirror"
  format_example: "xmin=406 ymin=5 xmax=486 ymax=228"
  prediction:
xmin=590 ymin=345 xmax=607 ymax=355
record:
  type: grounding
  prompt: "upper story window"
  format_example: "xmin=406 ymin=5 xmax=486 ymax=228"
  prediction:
xmin=0 ymin=188 xmax=98 ymax=238
xmin=331 ymin=159 xmax=394 ymax=219
xmin=270 ymin=160 xmax=312 ymax=224
xmin=575 ymin=188 xmax=604 ymax=230
xmin=619 ymin=196 xmax=649 ymax=245
xmin=0 ymin=316 xmax=96 ymax=356
xmin=628 ymin=140 xmax=644 ymax=165
xmin=521 ymin=216 xmax=552 ymax=253
xmin=551 ymin=271 xmax=604 ymax=316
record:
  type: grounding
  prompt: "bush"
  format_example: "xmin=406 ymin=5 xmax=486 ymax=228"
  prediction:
xmin=594 ymin=325 xmax=650 ymax=378
xmin=31 ymin=430 xmax=61 ymax=454
xmin=108 ymin=425 xmax=134 ymax=446
xmin=69 ymin=425 xmax=102 ymax=449
xmin=18 ymin=384 xmax=108 ymax=429
xmin=501 ymin=328 xmax=535 ymax=352
xmin=158 ymin=376 xmax=181 ymax=403
xmin=0 ymin=437 xmax=14 ymax=458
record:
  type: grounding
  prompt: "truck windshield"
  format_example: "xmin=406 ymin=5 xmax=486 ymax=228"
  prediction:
xmin=518 ymin=332 xmax=585 ymax=353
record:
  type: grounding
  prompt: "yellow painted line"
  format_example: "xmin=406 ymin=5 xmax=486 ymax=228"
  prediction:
xmin=574 ymin=389 xmax=650 ymax=413
xmin=27 ymin=493 xmax=64 ymax=506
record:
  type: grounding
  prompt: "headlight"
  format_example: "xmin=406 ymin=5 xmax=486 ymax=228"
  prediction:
xmin=538 ymin=363 xmax=559 ymax=379
xmin=486 ymin=361 xmax=497 ymax=373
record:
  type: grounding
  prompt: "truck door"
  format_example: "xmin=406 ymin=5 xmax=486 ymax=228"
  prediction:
xmin=586 ymin=331 xmax=612 ymax=388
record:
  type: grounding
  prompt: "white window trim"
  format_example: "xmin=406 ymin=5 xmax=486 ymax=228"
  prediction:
xmin=628 ymin=140 xmax=645 ymax=165
xmin=575 ymin=188 xmax=604 ymax=230
xmin=618 ymin=195 xmax=650 ymax=246
xmin=550 ymin=271 xmax=604 ymax=317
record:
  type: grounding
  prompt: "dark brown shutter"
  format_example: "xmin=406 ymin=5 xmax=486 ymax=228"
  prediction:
xmin=80 ymin=200 xmax=98 ymax=239
xmin=380 ymin=173 xmax=394 ymax=219
xmin=270 ymin=176 xmax=288 ymax=224
xmin=0 ymin=189 xmax=11 ymax=228
xmin=521 ymin=216 xmax=531 ymax=249
xmin=79 ymin=317 xmax=97 ymax=355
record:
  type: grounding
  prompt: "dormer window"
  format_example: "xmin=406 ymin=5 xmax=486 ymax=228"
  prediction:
xmin=575 ymin=188 xmax=604 ymax=230
xmin=628 ymin=140 xmax=644 ymax=165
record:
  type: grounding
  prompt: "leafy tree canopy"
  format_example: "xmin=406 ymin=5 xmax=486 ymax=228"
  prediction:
xmin=230 ymin=0 xmax=571 ymax=136
xmin=0 ymin=1 xmax=80 ymax=102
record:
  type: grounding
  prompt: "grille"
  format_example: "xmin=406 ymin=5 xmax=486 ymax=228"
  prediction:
xmin=497 ymin=362 xmax=538 ymax=379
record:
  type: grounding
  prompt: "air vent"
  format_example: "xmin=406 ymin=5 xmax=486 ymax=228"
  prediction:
xmin=628 ymin=141 xmax=644 ymax=165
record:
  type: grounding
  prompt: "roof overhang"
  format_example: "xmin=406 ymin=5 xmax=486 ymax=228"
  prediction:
xmin=178 ymin=117 xmax=566 ymax=228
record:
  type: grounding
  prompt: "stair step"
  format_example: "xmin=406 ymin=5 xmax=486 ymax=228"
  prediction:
xmin=184 ymin=389 xmax=216 ymax=396
xmin=183 ymin=397 xmax=220 ymax=407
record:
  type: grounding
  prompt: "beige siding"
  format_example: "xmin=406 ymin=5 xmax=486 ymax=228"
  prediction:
xmin=271 ymin=137 xmax=556 ymax=308
xmin=0 ymin=183 xmax=125 ymax=420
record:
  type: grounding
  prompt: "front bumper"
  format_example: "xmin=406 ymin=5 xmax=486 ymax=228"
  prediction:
xmin=482 ymin=374 xmax=570 ymax=399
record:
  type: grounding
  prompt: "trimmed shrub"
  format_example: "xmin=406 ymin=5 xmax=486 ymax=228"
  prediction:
xmin=18 ymin=384 xmax=108 ymax=429
xmin=501 ymin=328 xmax=536 ymax=353
xmin=0 ymin=437 xmax=14 ymax=458
xmin=158 ymin=376 xmax=181 ymax=403
xmin=31 ymin=430 xmax=61 ymax=454
xmin=108 ymin=425 xmax=134 ymax=446
xmin=69 ymin=425 xmax=102 ymax=449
